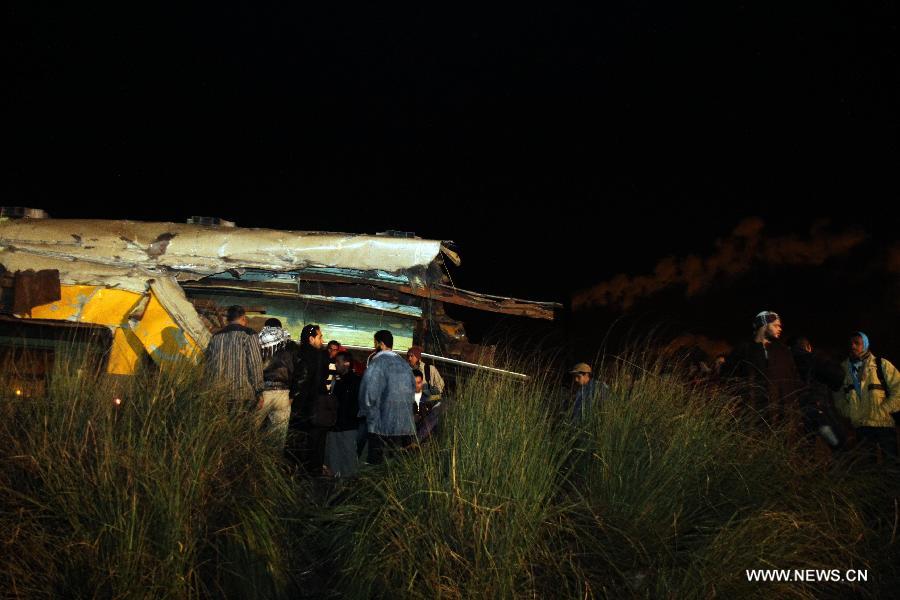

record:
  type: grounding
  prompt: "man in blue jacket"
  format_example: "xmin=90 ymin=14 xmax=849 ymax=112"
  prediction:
xmin=359 ymin=330 xmax=416 ymax=464
xmin=570 ymin=362 xmax=608 ymax=421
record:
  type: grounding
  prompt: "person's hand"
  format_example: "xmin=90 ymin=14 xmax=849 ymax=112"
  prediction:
xmin=257 ymin=394 xmax=265 ymax=410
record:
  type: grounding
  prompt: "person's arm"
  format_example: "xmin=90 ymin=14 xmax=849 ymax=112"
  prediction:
xmin=832 ymin=364 xmax=850 ymax=418
xmin=359 ymin=360 xmax=384 ymax=432
xmin=247 ymin=336 xmax=265 ymax=399
xmin=429 ymin=364 xmax=445 ymax=395
xmin=784 ymin=348 xmax=806 ymax=406
xmin=814 ymin=355 xmax=846 ymax=391
xmin=291 ymin=350 xmax=309 ymax=400
xmin=719 ymin=344 xmax=746 ymax=380
xmin=349 ymin=376 xmax=362 ymax=420
xmin=880 ymin=359 xmax=900 ymax=415
xmin=833 ymin=389 xmax=849 ymax=419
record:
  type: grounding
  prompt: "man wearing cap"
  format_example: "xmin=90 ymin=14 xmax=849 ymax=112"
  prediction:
xmin=722 ymin=311 xmax=804 ymax=432
xmin=407 ymin=346 xmax=445 ymax=397
xmin=834 ymin=332 xmax=900 ymax=459
xmin=570 ymin=362 xmax=608 ymax=421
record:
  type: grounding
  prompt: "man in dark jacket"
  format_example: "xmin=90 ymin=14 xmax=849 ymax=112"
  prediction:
xmin=258 ymin=318 xmax=300 ymax=452
xmin=205 ymin=305 xmax=264 ymax=411
xmin=287 ymin=324 xmax=329 ymax=474
xmin=723 ymin=311 xmax=804 ymax=436
xmin=791 ymin=336 xmax=846 ymax=449
xmin=324 ymin=351 xmax=363 ymax=477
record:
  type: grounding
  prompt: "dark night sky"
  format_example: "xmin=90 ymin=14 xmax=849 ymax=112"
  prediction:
xmin=6 ymin=2 xmax=899 ymax=356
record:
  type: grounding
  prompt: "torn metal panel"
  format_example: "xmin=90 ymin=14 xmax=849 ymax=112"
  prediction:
xmin=401 ymin=284 xmax=559 ymax=320
xmin=183 ymin=279 xmax=422 ymax=318
xmin=0 ymin=219 xmax=444 ymax=274
xmin=148 ymin=277 xmax=212 ymax=349
xmin=11 ymin=269 xmax=61 ymax=314
xmin=190 ymin=268 xmax=559 ymax=319
xmin=0 ymin=251 xmax=154 ymax=294
xmin=439 ymin=243 xmax=462 ymax=267
xmin=206 ymin=266 xmax=412 ymax=286
xmin=128 ymin=288 xmax=203 ymax=370
xmin=291 ymin=295 xmax=421 ymax=318
xmin=186 ymin=291 xmax=418 ymax=351
xmin=182 ymin=276 xmax=422 ymax=309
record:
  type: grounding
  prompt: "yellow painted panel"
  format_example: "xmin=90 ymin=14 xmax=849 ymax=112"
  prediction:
xmin=108 ymin=327 xmax=142 ymax=375
xmin=27 ymin=283 xmax=201 ymax=374
xmin=131 ymin=293 xmax=202 ymax=365
xmin=30 ymin=285 xmax=143 ymax=327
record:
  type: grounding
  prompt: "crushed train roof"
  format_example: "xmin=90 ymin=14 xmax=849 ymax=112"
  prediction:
xmin=1 ymin=218 xmax=559 ymax=320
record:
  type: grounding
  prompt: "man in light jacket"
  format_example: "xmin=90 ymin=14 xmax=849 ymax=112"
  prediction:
xmin=407 ymin=346 xmax=445 ymax=397
xmin=834 ymin=331 xmax=900 ymax=459
xmin=359 ymin=330 xmax=416 ymax=464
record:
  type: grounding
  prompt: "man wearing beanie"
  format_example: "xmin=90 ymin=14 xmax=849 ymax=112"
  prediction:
xmin=406 ymin=346 xmax=445 ymax=397
xmin=722 ymin=311 xmax=804 ymax=434
xmin=834 ymin=332 xmax=900 ymax=459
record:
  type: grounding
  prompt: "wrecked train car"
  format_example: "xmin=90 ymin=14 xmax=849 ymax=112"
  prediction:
xmin=0 ymin=215 xmax=557 ymax=386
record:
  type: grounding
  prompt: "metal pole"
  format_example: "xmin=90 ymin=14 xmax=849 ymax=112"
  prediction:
xmin=341 ymin=345 xmax=530 ymax=380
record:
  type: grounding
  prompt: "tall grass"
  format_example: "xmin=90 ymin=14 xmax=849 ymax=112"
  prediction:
xmin=326 ymin=364 xmax=574 ymax=599
xmin=0 ymin=347 xmax=300 ymax=599
xmin=2 ymin=343 xmax=899 ymax=598
xmin=565 ymin=349 xmax=897 ymax=598
xmin=314 ymin=348 xmax=900 ymax=599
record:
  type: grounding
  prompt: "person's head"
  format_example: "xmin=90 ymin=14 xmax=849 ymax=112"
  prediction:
xmin=849 ymin=331 xmax=870 ymax=360
xmin=753 ymin=311 xmax=782 ymax=341
xmin=374 ymin=330 xmax=393 ymax=351
xmin=301 ymin=324 xmax=323 ymax=349
xmin=327 ymin=340 xmax=341 ymax=359
xmin=407 ymin=346 xmax=423 ymax=367
xmin=226 ymin=305 xmax=248 ymax=326
xmin=791 ymin=336 xmax=812 ymax=354
xmin=412 ymin=369 xmax=425 ymax=393
xmin=334 ymin=350 xmax=353 ymax=375
xmin=259 ymin=321 xmax=291 ymax=357
xmin=570 ymin=362 xmax=592 ymax=387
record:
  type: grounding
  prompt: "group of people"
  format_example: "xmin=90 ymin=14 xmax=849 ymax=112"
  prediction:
xmin=204 ymin=305 xmax=445 ymax=477
xmin=206 ymin=303 xmax=900 ymax=474
xmin=569 ymin=310 xmax=900 ymax=461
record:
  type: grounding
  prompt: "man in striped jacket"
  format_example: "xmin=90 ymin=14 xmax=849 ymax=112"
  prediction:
xmin=205 ymin=305 xmax=265 ymax=410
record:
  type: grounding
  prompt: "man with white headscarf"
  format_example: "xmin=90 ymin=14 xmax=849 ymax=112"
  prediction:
xmin=258 ymin=318 xmax=300 ymax=451
xmin=834 ymin=331 xmax=900 ymax=459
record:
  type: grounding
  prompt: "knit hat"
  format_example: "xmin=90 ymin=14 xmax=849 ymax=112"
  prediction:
xmin=753 ymin=311 xmax=780 ymax=331
xmin=852 ymin=331 xmax=870 ymax=352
